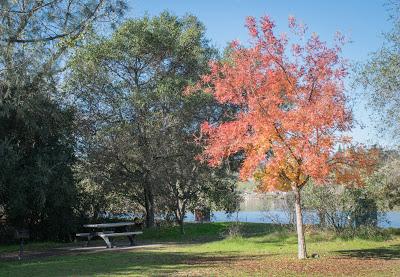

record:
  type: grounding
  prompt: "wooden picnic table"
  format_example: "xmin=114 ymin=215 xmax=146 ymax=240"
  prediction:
xmin=77 ymin=222 xmax=142 ymax=248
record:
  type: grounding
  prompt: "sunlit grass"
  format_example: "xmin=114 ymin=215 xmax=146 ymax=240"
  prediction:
xmin=1 ymin=222 xmax=399 ymax=276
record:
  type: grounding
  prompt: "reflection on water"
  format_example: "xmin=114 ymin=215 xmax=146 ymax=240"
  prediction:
xmin=185 ymin=210 xmax=400 ymax=228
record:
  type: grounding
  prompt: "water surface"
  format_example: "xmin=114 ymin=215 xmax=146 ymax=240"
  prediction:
xmin=185 ymin=210 xmax=400 ymax=228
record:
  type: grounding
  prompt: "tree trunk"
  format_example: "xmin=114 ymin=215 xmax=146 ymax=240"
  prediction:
xmin=176 ymin=202 xmax=186 ymax=235
xmin=178 ymin=219 xmax=185 ymax=234
xmin=144 ymin=184 xmax=155 ymax=228
xmin=318 ymin=210 xmax=326 ymax=228
xmin=294 ymin=186 xmax=307 ymax=259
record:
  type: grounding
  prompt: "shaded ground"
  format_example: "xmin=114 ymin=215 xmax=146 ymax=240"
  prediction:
xmin=1 ymin=223 xmax=400 ymax=276
xmin=0 ymin=242 xmax=165 ymax=261
xmin=335 ymin=244 xmax=400 ymax=260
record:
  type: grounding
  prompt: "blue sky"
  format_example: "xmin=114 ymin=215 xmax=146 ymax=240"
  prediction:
xmin=128 ymin=0 xmax=393 ymax=147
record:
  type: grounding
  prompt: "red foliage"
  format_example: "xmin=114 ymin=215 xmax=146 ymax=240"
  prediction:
xmin=187 ymin=15 xmax=374 ymax=191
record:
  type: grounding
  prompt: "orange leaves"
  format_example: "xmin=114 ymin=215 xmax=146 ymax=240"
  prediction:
xmin=331 ymin=146 xmax=379 ymax=187
xmin=245 ymin=16 xmax=258 ymax=38
xmin=187 ymin=15 xmax=358 ymax=192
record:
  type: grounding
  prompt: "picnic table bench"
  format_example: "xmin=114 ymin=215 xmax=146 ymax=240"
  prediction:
xmin=76 ymin=222 xmax=142 ymax=248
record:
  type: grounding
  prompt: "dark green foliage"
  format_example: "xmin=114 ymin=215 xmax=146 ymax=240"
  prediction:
xmin=350 ymin=188 xmax=378 ymax=227
xmin=0 ymin=0 xmax=127 ymax=241
xmin=0 ymin=88 xmax=77 ymax=241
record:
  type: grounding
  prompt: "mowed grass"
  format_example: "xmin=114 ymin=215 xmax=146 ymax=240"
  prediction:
xmin=1 ymin=223 xmax=399 ymax=276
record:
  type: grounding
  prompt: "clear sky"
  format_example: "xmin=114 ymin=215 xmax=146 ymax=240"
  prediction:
xmin=128 ymin=0 xmax=393 ymax=147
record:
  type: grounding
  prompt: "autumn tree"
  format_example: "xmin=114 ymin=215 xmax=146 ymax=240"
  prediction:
xmin=188 ymin=16 xmax=376 ymax=259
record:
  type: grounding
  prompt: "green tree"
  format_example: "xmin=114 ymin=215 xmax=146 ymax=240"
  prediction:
xmin=0 ymin=0 xmax=127 ymax=103
xmin=359 ymin=1 xmax=400 ymax=137
xmin=303 ymin=183 xmax=379 ymax=233
xmin=0 ymin=0 xmax=127 ymax=240
xmin=365 ymin=149 xmax=400 ymax=210
xmin=67 ymin=12 xmax=239 ymax=228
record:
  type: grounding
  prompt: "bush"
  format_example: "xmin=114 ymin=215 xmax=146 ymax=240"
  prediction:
xmin=302 ymin=183 xmax=381 ymax=232
xmin=0 ymin=224 xmax=15 ymax=244
xmin=0 ymin=93 xmax=78 ymax=242
xmin=338 ymin=226 xmax=391 ymax=241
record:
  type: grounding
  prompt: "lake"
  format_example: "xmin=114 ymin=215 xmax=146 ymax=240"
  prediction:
xmin=185 ymin=210 xmax=400 ymax=228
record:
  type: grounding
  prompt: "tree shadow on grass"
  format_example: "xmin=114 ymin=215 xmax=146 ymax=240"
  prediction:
xmin=335 ymin=244 xmax=400 ymax=260
xmin=141 ymin=223 xmax=293 ymax=246
xmin=0 ymin=249 xmax=276 ymax=277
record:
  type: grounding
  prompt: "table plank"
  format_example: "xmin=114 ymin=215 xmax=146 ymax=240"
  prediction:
xmin=83 ymin=222 xmax=135 ymax=228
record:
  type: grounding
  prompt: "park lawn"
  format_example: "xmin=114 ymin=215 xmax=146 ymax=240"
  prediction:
xmin=0 ymin=223 xmax=399 ymax=276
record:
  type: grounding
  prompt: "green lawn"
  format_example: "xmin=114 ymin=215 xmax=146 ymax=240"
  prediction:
xmin=1 ymin=223 xmax=399 ymax=276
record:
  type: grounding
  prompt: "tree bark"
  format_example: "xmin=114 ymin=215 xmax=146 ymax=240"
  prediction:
xmin=318 ymin=210 xmax=326 ymax=228
xmin=178 ymin=218 xmax=185 ymax=234
xmin=175 ymin=200 xmax=186 ymax=235
xmin=144 ymin=184 xmax=155 ymax=228
xmin=294 ymin=186 xmax=307 ymax=259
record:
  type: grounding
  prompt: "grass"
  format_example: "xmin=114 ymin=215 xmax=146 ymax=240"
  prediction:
xmin=1 ymin=222 xmax=399 ymax=276
xmin=0 ymin=241 xmax=69 ymax=255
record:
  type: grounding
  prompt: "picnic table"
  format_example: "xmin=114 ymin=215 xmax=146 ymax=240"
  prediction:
xmin=76 ymin=222 xmax=142 ymax=248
